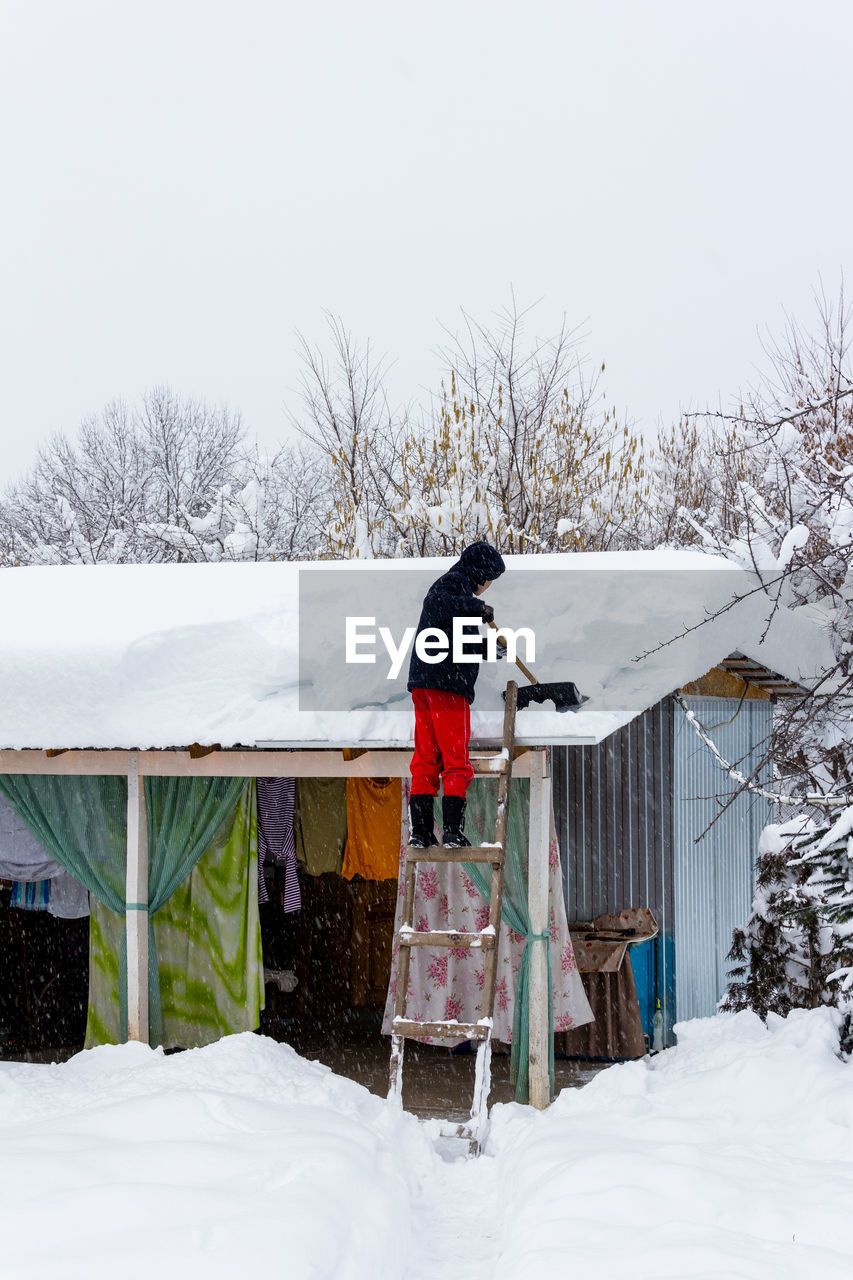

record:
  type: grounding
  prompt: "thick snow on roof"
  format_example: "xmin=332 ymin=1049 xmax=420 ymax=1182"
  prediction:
xmin=0 ymin=551 xmax=833 ymax=750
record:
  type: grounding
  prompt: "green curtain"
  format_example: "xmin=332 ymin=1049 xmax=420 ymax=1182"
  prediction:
xmin=0 ymin=772 xmax=247 ymax=1047
xmin=0 ymin=775 xmax=127 ymax=907
xmin=462 ymin=777 xmax=555 ymax=1105
xmin=0 ymin=773 xmax=129 ymax=1023
xmin=86 ymin=901 xmax=123 ymax=1047
xmin=87 ymin=783 xmax=263 ymax=1048
xmin=138 ymin=775 xmax=248 ymax=1045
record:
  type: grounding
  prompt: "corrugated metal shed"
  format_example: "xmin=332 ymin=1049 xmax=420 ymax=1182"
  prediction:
xmin=553 ymin=698 xmax=676 ymax=1040
xmin=553 ymin=690 xmax=773 ymax=1047
xmin=554 ymin=699 xmax=674 ymax=926
xmin=673 ymin=694 xmax=772 ymax=1023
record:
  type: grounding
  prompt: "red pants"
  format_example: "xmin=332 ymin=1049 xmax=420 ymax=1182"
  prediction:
xmin=410 ymin=689 xmax=474 ymax=798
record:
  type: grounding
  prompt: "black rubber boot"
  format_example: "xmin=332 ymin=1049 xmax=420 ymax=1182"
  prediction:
xmin=408 ymin=793 xmax=437 ymax=848
xmin=442 ymin=795 xmax=471 ymax=848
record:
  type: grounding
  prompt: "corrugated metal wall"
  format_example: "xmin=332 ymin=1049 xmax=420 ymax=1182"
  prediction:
xmin=553 ymin=693 xmax=772 ymax=1044
xmin=673 ymin=695 xmax=772 ymax=1022
xmin=552 ymin=699 xmax=675 ymax=1036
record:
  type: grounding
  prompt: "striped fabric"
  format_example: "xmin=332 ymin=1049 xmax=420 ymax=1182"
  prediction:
xmin=256 ymin=777 xmax=301 ymax=912
xmin=10 ymin=879 xmax=50 ymax=911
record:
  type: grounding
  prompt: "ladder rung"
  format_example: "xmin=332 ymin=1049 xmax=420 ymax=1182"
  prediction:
xmin=406 ymin=844 xmax=503 ymax=864
xmin=392 ymin=1017 xmax=492 ymax=1040
xmin=398 ymin=928 xmax=496 ymax=949
xmin=389 ymin=681 xmax=518 ymax=1144
xmin=471 ymin=752 xmax=509 ymax=774
xmin=439 ymin=1120 xmax=476 ymax=1141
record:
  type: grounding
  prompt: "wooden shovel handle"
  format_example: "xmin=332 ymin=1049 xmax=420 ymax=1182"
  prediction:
xmin=487 ymin=618 xmax=538 ymax=686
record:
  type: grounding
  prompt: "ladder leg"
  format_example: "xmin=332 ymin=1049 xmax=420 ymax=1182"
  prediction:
xmin=468 ymin=1032 xmax=493 ymax=1152
xmin=393 ymin=857 xmax=417 ymax=1024
xmin=388 ymin=855 xmax=418 ymax=1099
xmin=478 ymin=682 xmax=517 ymax=1029
xmin=478 ymin=851 xmax=505 ymax=1023
xmin=388 ymin=1033 xmax=406 ymax=1104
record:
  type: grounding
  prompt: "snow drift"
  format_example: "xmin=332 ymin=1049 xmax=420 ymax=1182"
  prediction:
xmin=0 ymin=1010 xmax=851 ymax=1279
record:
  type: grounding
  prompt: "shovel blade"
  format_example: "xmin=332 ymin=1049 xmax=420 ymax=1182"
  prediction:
xmin=505 ymin=682 xmax=587 ymax=713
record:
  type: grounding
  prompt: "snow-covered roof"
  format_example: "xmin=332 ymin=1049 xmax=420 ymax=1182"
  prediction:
xmin=0 ymin=551 xmax=833 ymax=750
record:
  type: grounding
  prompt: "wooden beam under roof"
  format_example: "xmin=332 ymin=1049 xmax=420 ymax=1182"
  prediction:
xmin=0 ymin=747 xmax=537 ymax=778
xmin=716 ymin=651 xmax=809 ymax=697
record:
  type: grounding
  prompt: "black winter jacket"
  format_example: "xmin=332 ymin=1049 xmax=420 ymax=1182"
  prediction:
xmin=406 ymin=543 xmax=506 ymax=704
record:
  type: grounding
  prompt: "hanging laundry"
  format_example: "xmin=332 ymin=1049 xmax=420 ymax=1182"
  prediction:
xmin=10 ymin=880 xmax=50 ymax=911
xmin=294 ymin=778 xmax=347 ymax=876
xmin=48 ymin=869 xmax=90 ymax=919
xmin=0 ymin=788 xmax=62 ymax=881
xmin=1 ymin=789 xmax=90 ymax=918
xmin=256 ymin=777 xmax=300 ymax=912
xmin=342 ymin=778 xmax=402 ymax=881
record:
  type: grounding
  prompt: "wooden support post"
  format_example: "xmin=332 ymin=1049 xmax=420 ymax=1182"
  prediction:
xmin=125 ymin=751 xmax=149 ymax=1043
xmin=528 ymin=748 xmax=551 ymax=1110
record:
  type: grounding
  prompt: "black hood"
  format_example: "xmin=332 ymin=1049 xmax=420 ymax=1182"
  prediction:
xmin=456 ymin=541 xmax=506 ymax=587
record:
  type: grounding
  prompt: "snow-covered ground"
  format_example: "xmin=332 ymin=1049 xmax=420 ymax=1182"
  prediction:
xmin=0 ymin=1009 xmax=850 ymax=1280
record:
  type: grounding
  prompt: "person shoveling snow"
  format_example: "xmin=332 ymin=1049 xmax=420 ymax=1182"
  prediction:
xmin=406 ymin=541 xmax=506 ymax=849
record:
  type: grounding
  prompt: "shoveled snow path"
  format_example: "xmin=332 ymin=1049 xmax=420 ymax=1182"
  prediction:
xmin=1 ymin=1011 xmax=852 ymax=1279
xmin=404 ymin=1142 xmax=500 ymax=1280
xmin=409 ymin=1007 xmax=853 ymax=1280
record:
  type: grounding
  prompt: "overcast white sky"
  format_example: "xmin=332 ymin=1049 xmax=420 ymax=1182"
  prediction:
xmin=1 ymin=0 xmax=851 ymax=485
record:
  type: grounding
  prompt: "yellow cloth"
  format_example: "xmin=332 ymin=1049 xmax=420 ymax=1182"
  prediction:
xmin=341 ymin=777 xmax=402 ymax=881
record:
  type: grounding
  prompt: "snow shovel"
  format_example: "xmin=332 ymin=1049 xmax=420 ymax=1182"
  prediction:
xmin=488 ymin=619 xmax=586 ymax=713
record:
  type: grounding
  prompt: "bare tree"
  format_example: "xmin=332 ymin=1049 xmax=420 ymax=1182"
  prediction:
xmin=392 ymin=298 xmax=649 ymax=555
xmin=0 ymin=389 xmax=260 ymax=564
xmin=137 ymin=388 xmax=243 ymax=534
xmin=650 ymin=283 xmax=853 ymax=804
xmin=143 ymin=439 xmax=331 ymax=562
xmin=291 ymin=316 xmax=404 ymax=558
xmin=1 ymin=307 xmax=651 ymax=567
xmin=645 ymin=416 xmax=763 ymax=549
xmin=0 ymin=399 xmax=152 ymax=564
xmin=244 ymin=440 xmax=330 ymax=561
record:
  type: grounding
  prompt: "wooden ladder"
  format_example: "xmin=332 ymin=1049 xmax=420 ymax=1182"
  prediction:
xmin=388 ymin=680 xmax=518 ymax=1153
